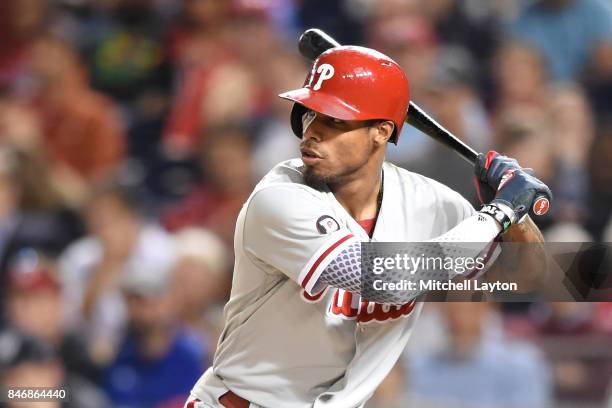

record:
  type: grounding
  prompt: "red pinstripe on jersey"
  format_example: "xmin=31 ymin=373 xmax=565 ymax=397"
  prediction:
xmin=186 ymin=399 xmax=200 ymax=408
xmin=300 ymin=234 xmax=354 ymax=290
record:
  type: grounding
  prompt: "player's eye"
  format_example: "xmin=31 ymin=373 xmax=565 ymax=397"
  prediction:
xmin=325 ymin=117 xmax=348 ymax=129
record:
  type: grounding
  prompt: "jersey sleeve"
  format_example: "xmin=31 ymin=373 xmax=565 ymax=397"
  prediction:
xmin=439 ymin=185 xmax=501 ymax=278
xmin=443 ymin=185 xmax=477 ymax=224
xmin=243 ymin=184 xmax=357 ymax=295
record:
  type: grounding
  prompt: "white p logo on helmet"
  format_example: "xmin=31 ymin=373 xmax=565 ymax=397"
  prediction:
xmin=312 ymin=63 xmax=335 ymax=91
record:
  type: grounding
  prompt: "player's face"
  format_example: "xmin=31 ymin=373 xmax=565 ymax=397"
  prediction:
xmin=300 ymin=110 xmax=379 ymax=186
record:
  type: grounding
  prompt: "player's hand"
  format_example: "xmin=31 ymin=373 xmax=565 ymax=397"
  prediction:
xmin=473 ymin=173 xmax=496 ymax=205
xmin=475 ymin=151 xmax=552 ymax=229
xmin=474 ymin=151 xmax=519 ymax=204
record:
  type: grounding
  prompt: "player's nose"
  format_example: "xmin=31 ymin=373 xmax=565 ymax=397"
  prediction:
xmin=303 ymin=127 xmax=320 ymax=143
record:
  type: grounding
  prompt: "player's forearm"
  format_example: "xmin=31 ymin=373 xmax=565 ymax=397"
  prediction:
xmin=483 ymin=216 xmax=548 ymax=291
xmin=503 ymin=215 xmax=544 ymax=243
xmin=318 ymin=213 xmax=502 ymax=304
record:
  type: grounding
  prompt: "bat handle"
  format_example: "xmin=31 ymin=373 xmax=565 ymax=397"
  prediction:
xmin=407 ymin=104 xmax=550 ymax=217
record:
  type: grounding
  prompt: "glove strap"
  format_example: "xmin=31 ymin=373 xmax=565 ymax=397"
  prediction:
xmin=479 ymin=202 xmax=516 ymax=232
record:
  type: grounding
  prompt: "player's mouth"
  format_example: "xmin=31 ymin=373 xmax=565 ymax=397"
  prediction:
xmin=300 ymin=148 xmax=323 ymax=165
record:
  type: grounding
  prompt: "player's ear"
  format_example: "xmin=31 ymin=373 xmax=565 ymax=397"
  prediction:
xmin=371 ymin=120 xmax=394 ymax=146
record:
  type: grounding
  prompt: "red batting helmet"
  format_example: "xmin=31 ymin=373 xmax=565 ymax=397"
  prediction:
xmin=279 ymin=45 xmax=410 ymax=144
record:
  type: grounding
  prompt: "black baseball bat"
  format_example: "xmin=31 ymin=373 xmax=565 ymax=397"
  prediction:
xmin=298 ymin=28 xmax=477 ymax=164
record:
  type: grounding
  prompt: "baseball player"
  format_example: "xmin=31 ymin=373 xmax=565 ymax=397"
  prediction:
xmin=185 ymin=46 xmax=552 ymax=408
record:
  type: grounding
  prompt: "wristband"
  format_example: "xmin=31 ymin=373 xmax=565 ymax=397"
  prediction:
xmin=479 ymin=202 xmax=516 ymax=231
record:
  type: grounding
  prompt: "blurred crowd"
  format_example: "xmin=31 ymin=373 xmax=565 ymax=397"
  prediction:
xmin=0 ymin=0 xmax=611 ymax=407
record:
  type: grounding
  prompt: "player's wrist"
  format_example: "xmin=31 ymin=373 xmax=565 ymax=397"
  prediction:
xmin=479 ymin=201 xmax=516 ymax=232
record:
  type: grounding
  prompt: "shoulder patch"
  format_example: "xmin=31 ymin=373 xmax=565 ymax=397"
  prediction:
xmin=316 ymin=215 xmax=340 ymax=234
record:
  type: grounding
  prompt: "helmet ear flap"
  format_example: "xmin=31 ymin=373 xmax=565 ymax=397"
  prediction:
xmin=390 ymin=123 xmax=399 ymax=145
xmin=290 ymin=104 xmax=308 ymax=138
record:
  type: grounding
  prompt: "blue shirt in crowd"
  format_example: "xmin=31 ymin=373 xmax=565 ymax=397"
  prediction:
xmin=509 ymin=0 xmax=612 ymax=81
xmin=407 ymin=340 xmax=552 ymax=408
xmin=103 ymin=330 xmax=207 ymax=408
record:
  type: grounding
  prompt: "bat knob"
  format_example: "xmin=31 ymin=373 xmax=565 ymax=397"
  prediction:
xmin=299 ymin=28 xmax=341 ymax=61
xmin=530 ymin=195 xmax=551 ymax=217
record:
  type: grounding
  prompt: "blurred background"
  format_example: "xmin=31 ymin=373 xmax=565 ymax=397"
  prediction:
xmin=0 ymin=0 xmax=611 ymax=407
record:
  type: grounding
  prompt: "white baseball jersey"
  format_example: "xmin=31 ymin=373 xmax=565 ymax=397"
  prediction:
xmin=190 ymin=159 xmax=476 ymax=408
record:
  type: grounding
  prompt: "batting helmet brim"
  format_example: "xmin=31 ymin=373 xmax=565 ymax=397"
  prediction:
xmin=279 ymin=88 xmax=400 ymax=144
xmin=279 ymin=87 xmax=367 ymax=138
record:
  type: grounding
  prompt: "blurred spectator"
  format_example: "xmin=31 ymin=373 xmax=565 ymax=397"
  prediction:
xmin=587 ymin=120 xmax=612 ymax=241
xmin=491 ymin=107 xmax=556 ymax=230
xmin=532 ymin=303 xmax=596 ymax=335
xmin=496 ymin=84 xmax=594 ymax=226
xmin=162 ymin=58 xmax=261 ymax=157
xmin=85 ymin=0 xmax=171 ymax=107
xmin=507 ymin=0 xmax=612 ymax=82
xmin=171 ymin=228 xmax=231 ymax=347
xmin=495 ymin=108 xmax=553 ymax=178
xmin=492 ymin=41 xmax=550 ymax=115
xmin=426 ymin=47 xmax=492 ymax=148
xmin=258 ymin=0 xmax=300 ymax=42
xmin=368 ymin=0 xmax=420 ymax=20
xmin=405 ymin=303 xmax=552 ymax=408
xmin=49 ymin=0 xmax=118 ymax=51
xmin=50 ymin=0 xmax=173 ymax=169
xmin=548 ymin=84 xmax=595 ymax=168
xmin=528 ymin=302 xmax=612 ymax=403
xmin=3 ymin=145 xmax=82 ymax=223
xmin=160 ymin=0 xmax=233 ymax=157
xmin=162 ymin=1 xmax=266 ymax=157
xmin=162 ymin=125 xmax=254 ymax=245
xmin=0 ymin=93 xmax=42 ymax=151
xmin=370 ymin=14 xmax=437 ymax=104
xmin=0 ymin=327 xmax=109 ymax=408
xmin=27 ymin=35 xmax=126 ymax=204
xmin=165 ymin=0 xmax=232 ymax=68
xmin=5 ymin=249 xmax=101 ymax=382
xmin=200 ymin=61 xmax=262 ymax=131
xmin=368 ymin=14 xmax=441 ymax=164
xmin=252 ymin=49 xmax=307 ymax=178
xmin=0 ymin=0 xmax=48 ymax=93
xmin=298 ymin=0 xmax=369 ymax=45
xmin=225 ymin=4 xmax=282 ymax=71
xmin=59 ymin=179 xmax=176 ymax=366
xmin=545 ymin=84 xmax=594 ymax=223
xmin=594 ymin=303 xmax=612 ymax=335
xmin=410 ymin=46 xmax=492 ymax=204
xmin=422 ymin=0 xmax=502 ymax=93
xmin=0 ymin=146 xmax=82 ymax=317
xmin=103 ymin=260 xmax=206 ymax=408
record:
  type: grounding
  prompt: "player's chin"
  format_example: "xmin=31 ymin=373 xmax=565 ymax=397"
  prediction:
xmin=303 ymin=166 xmax=333 ymax=189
